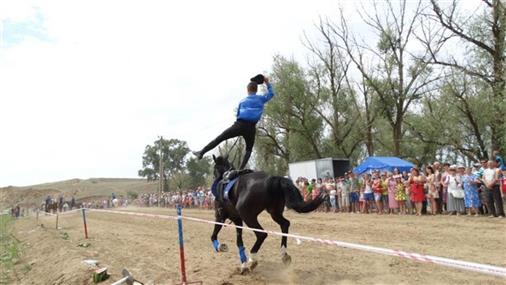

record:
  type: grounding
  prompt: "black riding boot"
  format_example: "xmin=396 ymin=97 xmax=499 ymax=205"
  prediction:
xmin=239 ymin=151 xmax=252 ymax=170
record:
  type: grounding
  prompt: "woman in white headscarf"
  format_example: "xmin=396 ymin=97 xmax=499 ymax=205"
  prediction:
xmin=444 ymin=165 xmax=465 ymax=215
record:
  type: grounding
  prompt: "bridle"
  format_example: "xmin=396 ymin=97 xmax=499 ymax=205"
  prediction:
xmin=214 ymin=157 xmax=233 ymax=179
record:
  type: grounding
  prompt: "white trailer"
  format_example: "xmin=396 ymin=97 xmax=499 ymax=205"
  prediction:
xmin=288 ymin=157 xmax=350 ymax=180
xmin=288 ymin=160 xmax=318 ymax=181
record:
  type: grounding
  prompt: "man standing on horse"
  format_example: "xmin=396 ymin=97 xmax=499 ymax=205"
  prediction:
xmin=193 ymin=74 xmax=275 ymax=170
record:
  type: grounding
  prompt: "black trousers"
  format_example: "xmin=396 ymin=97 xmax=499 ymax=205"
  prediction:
xmin=487 ymin=185 xmax=505 ymax=217
xmin=200 ymin=120 xmax=256 ymax=169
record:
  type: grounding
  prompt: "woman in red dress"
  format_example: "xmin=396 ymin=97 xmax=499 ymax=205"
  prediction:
xmin=408 ymin=167 xmax=426 ymax=216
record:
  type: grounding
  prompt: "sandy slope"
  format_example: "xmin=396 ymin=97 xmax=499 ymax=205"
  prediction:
xmin=0 ymin=178 xmax=157 ymax=209
xmin=10 ymin=208 xmax=506 ymax=285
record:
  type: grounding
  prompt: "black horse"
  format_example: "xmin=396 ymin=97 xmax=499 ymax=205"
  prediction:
xmin=210 ymin=155 xmax=324 ymax=273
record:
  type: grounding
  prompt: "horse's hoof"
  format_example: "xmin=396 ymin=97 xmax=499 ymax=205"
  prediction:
xmin=282 ymin=253 xmax=292 ymax=265
xmin=218 ymin=244 xmax=228 ymax=252
xmin=240 ymin=264 xmax=250 ymax=275
xmin=248 ymin=260 xmax=258 ymax=271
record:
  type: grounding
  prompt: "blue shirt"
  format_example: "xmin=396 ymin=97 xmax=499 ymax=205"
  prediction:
xmin=236 ymin=83 xmax=275 ymax=122
xmin=496 ymin=154 xmax=505 ymax=171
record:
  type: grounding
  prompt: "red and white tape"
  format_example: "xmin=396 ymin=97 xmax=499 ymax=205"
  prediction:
xmin=75 ymin=209 xmax=506 ymax=278
xmin=90 ymin=209 xmax=177 ymax=221
xmin=37 ymin=208 xmax=83 ymax=217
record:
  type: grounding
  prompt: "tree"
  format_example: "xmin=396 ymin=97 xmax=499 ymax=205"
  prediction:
xmin=332 ymin=0 xmax=441 ymax=156
xmin=422 ymin=0 xmax=506 ymax=152
xmin=255 ymin=56 xmax=325 ymax=175
xmin=407 ymin=71 xmax=491 ymax=162
xmin=185 ymin=157 xmax=211 ymax=189
xmin=305 ymin=20 xmax=362 ymax=158
xmin=138 ymin=138 xmax=189 ymax=192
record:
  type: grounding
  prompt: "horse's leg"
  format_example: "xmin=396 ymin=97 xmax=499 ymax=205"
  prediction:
xmin=230 ymin=218 xmax=249 ymax=274
xmin=242 ymin=216 xmax=267 ymax=270
xmin=211 ymin=209 xmax=228 ymax=252
xmin=270 ymin=212 xmax=292 ymax=265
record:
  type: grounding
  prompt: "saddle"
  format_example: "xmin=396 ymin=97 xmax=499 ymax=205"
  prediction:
xmin=211 ymin=169 xmax=253 ymax=203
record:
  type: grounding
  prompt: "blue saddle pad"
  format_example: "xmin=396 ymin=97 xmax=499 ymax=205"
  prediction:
xmin=224 ymin=177 xmax=239 ymax=201
xmin=210 ymin=177 xmax=239 ymax=201
xmin=211 ymin=177 xmax=220 ymax=197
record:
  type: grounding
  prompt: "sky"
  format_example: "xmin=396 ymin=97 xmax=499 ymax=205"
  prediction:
xmin=0 ymin=0 xmax=477 ymax=186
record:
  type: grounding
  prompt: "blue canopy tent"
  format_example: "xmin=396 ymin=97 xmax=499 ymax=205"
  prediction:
xmin=353 ymin=156 xmax=414 ymax=175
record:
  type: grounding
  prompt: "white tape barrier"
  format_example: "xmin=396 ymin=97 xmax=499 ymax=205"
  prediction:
xmin=36 ymin=208 xmax=83 ymax=217
xmin=80 ymin=209 xmax=506 ymax=278
xmin=91 ymin=209 xmax=177 ymax=221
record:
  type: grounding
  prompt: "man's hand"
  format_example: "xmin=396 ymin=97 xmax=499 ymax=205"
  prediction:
xmin=263 ymin=76 xmax=269 ymax=84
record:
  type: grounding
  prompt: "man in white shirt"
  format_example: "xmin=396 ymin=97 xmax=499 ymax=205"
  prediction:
xmin=483 ymin=161 xmax=505 ymax=218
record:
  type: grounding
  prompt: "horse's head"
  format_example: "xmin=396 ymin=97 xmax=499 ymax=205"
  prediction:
xmin=212 ymin=154 xmax=233 ymax=178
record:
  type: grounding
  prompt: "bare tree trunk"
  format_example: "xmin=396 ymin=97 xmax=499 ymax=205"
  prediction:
xmin=393 ymin=122 xmax=402 ymax=156
xmin=491 ymin=0 xmax=505 ymax=152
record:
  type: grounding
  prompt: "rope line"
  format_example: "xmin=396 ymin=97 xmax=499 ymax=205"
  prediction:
xmin=73 ymin=208 xmax=506 ymax=278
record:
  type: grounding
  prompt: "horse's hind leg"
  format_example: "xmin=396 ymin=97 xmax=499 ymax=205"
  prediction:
xmin=270 ymin=212 xmax=292 ymax=265
xmin=242 ymin=217 xmax=267 ymax=270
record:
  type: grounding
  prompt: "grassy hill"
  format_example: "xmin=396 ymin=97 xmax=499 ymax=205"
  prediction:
xmin=0 ymin=178 xmax=158 ymax=209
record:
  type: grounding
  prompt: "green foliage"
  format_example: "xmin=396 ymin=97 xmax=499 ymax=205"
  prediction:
xmin=169 ymin=171 xmax=190 ymax=192
xmin=253 ymin=0 xmax=504 ymax=169
xmin=138 ymin=137 xmax=211 ymax=191
xmin=0 ymin=215 xmax=22 ymax=284
xmin=138 ymin=138 xmax=189 ymax=191
xmin=139 ymin=1 xmax=504 ymax=179
xmin=408 ymin=71 xmax=492 ymax=162
xmin=255 ymin=55 xmax=325 ymax=175
xmin=185 ymin=157 xmax=211 ymax=189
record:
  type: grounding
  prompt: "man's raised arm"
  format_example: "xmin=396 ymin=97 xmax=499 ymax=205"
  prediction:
xmin=261 ymin=77 xmax=275 ymax=103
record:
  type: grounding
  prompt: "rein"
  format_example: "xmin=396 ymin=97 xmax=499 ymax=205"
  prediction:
xmin=225 ymin=137 xmax=240 ymax=168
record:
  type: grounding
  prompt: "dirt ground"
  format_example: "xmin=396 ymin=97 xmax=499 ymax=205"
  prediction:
xmin=9 ymin=207 xmax=506 ymax=285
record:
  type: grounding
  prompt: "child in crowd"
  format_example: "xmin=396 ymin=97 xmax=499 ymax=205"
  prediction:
xmin=363 ymin=174 xmax=374 ymax=214
xmin=349 ymin=172 xmax=360 ymax=213
xmin=386 ymin=172 xmax=398 ymax=214
xmin=372 ymin=172 xmax=383 ymax=214
xmin=302 ymin=181 xmax=311 ymax=202
xmin=395 ymin=176 xmax=407 ymax=214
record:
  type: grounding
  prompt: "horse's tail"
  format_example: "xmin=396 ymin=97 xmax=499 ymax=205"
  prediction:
xmin=271 ymin=177 xmax=324 ymax=213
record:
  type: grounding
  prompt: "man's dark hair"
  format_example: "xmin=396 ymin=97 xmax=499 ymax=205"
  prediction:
xmin=247 ymin=81 xmax=258 ymax=93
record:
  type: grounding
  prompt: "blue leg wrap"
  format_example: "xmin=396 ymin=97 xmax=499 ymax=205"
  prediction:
xmin=212 ymin=240 xmax=220 ymax=252
xmin=238 ymin=246 xmax=247 ymax=263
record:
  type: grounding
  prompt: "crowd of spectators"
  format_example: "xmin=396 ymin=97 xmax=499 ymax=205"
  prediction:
xmin=295 ymin=153 xmax=506 ymax=218
xmin=133 ymin=186 xmax=215 ymax=209
xmin=34 ymin=152 xmax=505 ymax=219
xmin=41 ymin=192 xmax=129 ymax=212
